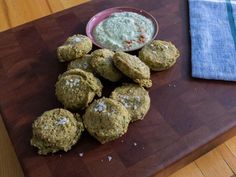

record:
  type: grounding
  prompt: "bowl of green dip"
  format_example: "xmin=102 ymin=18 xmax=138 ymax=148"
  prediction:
xmin=86 ymin=7 xmax=158 ymax=52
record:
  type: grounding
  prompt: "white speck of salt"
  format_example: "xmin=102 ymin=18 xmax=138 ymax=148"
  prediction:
xmin=123 ymin=95 xmax=129 ymax=99
xmin=163 ymin=45 xmax=168 ymax=49
xmin=74 ymin=78 xmax=80 ymax=84
xmin=134 ymin=142 xmax=137 ymax=146
xmin=66 ymin=78 xmax=80 ymax=88
xmin=59 ymin=154 xmax=62 ymax=158
xmin=79 ymin=152 xmax=84 ymax=157
xmin=124 ymin=102 xmax=130 ymax=108
xmin=142 ymin=147 xmax=145 ymax=150
xmin=101 ymin=159 xmax=104 ymax=162
xmin=73 ymin=37 xmax=81 ymax=43
xmin=108 ymin=156 xmax=112 ymax=162
xmin=121 ymin=140 xmax=124 ymax=143
xmin=94 ymin=102 xmax=107 ymax=112
xmin=173 ymin=84 xmax=176 ymax=88
xmin=57 ymin=117 xmax=68 ymax=125
xmin=135 ymin=96 xmax=141 ymax=102
xmin=119 ymin=95 xmax=131 ymax=108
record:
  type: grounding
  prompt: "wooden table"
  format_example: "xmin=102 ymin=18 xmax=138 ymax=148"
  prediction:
xmin=1 ymin=1 xmax=235 ymax=175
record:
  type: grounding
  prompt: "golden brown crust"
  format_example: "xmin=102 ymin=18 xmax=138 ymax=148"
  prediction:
xmin=139 ymin=40 xmax=180 ymax=71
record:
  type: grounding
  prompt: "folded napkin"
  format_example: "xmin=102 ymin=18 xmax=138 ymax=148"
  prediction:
xmin=189 ymin=0 xmax=236 ymax=81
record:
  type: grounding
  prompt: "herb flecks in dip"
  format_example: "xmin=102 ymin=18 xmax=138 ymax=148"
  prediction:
xmin=93 ymin=12 xmax=155 ymax=51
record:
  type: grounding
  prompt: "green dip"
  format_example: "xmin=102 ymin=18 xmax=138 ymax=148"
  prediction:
xmin=93 ymin=12 xmax=155 ymax=51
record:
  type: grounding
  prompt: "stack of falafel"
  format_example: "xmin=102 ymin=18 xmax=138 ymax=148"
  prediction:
xmin=31 ymin=34 xmax=179 ymax=155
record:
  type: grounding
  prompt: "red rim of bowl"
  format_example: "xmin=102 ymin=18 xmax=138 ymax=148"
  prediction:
xmin=86 ymin=7 xmax=159 ymax=52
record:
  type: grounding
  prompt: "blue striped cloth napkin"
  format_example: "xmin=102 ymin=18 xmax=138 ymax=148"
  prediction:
xmin=189 ymin=0 xmax=236 ymax=81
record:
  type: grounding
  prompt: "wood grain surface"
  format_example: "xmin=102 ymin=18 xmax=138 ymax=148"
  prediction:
xmin=0 ymin=117 xmax=24 ymax=177
xmin=1 ymin=0 xmax=236 ymax=177
xmin=0 ymin=0 xmax=89 ymax=32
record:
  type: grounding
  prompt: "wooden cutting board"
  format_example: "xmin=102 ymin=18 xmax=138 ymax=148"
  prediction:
xmin=0 ymin=0 xmax=236 ymax=177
